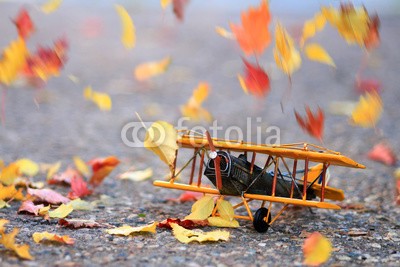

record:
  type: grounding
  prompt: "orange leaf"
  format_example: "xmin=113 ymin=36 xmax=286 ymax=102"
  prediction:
xmin=88 ymin=156 xmax=120 ymax=187
xmin=230 ymin=1 xmax=271 ymax=55
xmin=349 ymin=92 xmax=382 ymax=128
xmin=364 ymin=15 xmax=380 ymax=50
xmin=180 ymin=82 xmax=212 ymax=122
xmin=13 ymin=8 xmax=34 ymax=40
xmin=303 ymin=232 xmax=332 ymax=266
xmin=367 ymin=142 xmax=396 ymax=166
xmin=68 ymin=176 xmax=93 ymax=199
xmin=32 ymin=231 xmax=74 ymax=245
xmin=294 ymin=107 xmax=324 ymax=141
xmin=240 ymin=58 xmax=270 ymax=97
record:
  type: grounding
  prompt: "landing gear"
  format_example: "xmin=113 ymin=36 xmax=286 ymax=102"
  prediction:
xmin=253 ymin=207 xmax=271 ymax=233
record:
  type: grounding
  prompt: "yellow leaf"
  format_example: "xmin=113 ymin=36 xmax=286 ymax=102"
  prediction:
xmin=144 ymin=121 xmax=178 ymax=172
xmin=0 ymin=227 xmax=34 ymax=260
xmin=134 ymin=56 xmax=171 ymax=81
xmin=48 ymin=203 xmax=73 ymax=218
xmin=207 ymin=217 xmax=239 ymax=228
xmin=0 ymin=163 xmax=19 ymax=185
xmin=38 ymin=205 xmax=50 ymax=216
xmin=41 ymin=0 xmax=63 ymax=14
xmin=185 ymin=195 xmax=214 ymax=221
xmin=180 ymin=82 xmax=212 ymax=122
xmin=73 ymin=156 xmax=90 ymax=177
xmin=215 ymin=26 xmax=234 ymax=39
xmin=0 ymin=184 xmax=24 ymax=200
xmin=32 ymin=231 xmax=74 ymax=245
xmin=171 ymin=223 xmax=230 ymax=243
xmin=118 ymin=167 xmax=153 ymax=182
xmin=106 ymin=222 xmax=157 ymax=236
xmin=160 ymin=0 xmax=171 ymax=10
xmin=349 ymin=92 xmax=383 ymax=128
xmin=0 ymin=200 xmax=7 ymax=208
xmin=303 ymin=232 xmax=332 ymax=266
xmin=84 ymin=86 xmax=112 ymax=111
xmin=69 ymin=198 xmax=94 ymax=210
xmin=273 ymin=23 xmax=301 ymax=77
xmin=300 ymin=12 xmax=326 ymax=46
xmin=0 ymin=219 xmax=9 ymax=231
xmin=237 ymin=74 xmax=248 ymax=94
xmin=15 ymin=158 xmax=39 ymax=177
xmin=83 ymin=86 xmax=92 ymax=100
xmin=46 ymin=161 xmax=61 ymax=180
xmin=0 ymin=37 xmax=28 ymax=85
xmin=304 ymin=43 xmax=335 ymax=67
xmin=115 ymin=4 xmax=136 ymax=49
xmin=215 ymin=199 xmax=235 ymax=221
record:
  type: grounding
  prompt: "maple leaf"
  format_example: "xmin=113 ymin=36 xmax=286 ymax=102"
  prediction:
xmin=13 ymin=8 xmax=34 ymax=39
xmin=59 ymin=218 xmax=102 ymax=229
xmin=240 ymin=58 xmax=270 ymax=97
xmin=349 ymin=92 xmax=382 ymax=128
xmin=88 ymin=156 xmax=120 ymax=187
xmin=230 ymin=1 xmax=271 ymax=55
xmin=367 ymin=142 xmax=397 ymax=166
xmin=0 ymin=225 xmax=34 ymax=260
xmin=0 ymin=37 xmax=29 ymax=85
xmin=0 ymin=184 xmax=24 ymax=201
xmin=171 ymin=223 xmax=230 ymax=244
xmin=134 ymin=56 xmax=171 ymax=81
xmin=106 ymin=222 xmax=157 ymax=236
xmin=180 ymin=82 xmax=212 ymax=122
xmin=18 ymin=200 xmax=44 ymax=216
xmin=115 ymin=4 xmax=136 ymax=49
xmin=294 ymin=107 xmax=324 ymax=141
xmin=158 ymin=218 xmax=208 ymax=229
xmin=0 ymin=162 xmax=20 ymax=185
xmin=27 ymin=188 xmax=70 ymax=205
xmin=303 ymin=232 xmax=332 ymax=266
xmin=304 ymin=43 xmax=335 ymax=67
xmin=32 ymin=231 xmax=74 ymax=245
xmin=173 ymin=0 xmax=189 ymax=21
xmin=118 ymin=167 xmax=153 ymax=182
xmin=68 ymin=176 xmax=93 ymax=199
xmin=48 ymin=203 xmax=74 ymax=218
xmin=300 ymin=11 xmax=326 ymax=46
xmin=185 ymin=195 xmax=214 ymax=221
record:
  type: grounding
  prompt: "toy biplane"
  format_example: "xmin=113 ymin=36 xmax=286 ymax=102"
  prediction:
xmin=148 ymin=123 xmax=365 ymax=232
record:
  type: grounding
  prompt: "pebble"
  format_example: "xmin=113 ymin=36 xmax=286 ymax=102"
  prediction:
xmin=370 ymin=243 xmax=382 ymax=249
xmin=258 ymin=243 xmax=266 ymax=247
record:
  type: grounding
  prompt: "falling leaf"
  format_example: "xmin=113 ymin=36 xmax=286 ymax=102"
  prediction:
xmin=67 ymin=176 xmax=93 ymax=199
xmin=0 ymin=163 xmax=19 ymax=185
xmin=240 ymin=58 xmax=270 ymax=97
xmin=83 ymin=86 xmax=112 ymax=111
xmin=185 ymin=195 xmax=214 ymax=221
xmin=0 ymin=225 xmax=33 ymax=260
xmin=300 ymin=11 xmax=326 ymax=46
xmin=158 ymin=218 xmax=208 ymax=229
xmin=237 ymin=74 xmax=248 ymax=94
xmin=303 ymin=232 xmax=332 ymax=266
xmin=115 ymin=4 xmax=135 ymax=49
xmin=173 ymin=0 xmax=189 ymax=21
xmin=73 ymin=156 xmax=90 ymax=177
xmin=18 ymin=200 xmax=44 ymax=216
xmin=207 ymin=217 xmax=239 ymax=228
xmin=349 ymin=92 xmax=382 ymax=128
xmin=364 ymin=15 xmax=380 ymax=50
xmin=68 ymin=74 xmax=79 ymax=84
xmin=48 ymin=203 xmax=73 ymax=218
xmin=171 ymin=223 xmax=229 ymax=243
xmin=58 ymin=218 xmax=102 ymax=229
xmin=230 ymin=1 xmax=271 ymax=55
xmin=295 ymin=107 xmax=324 ymax=141
xmin=304 ymin=43 xmax=335 ymax=67
xmin=88 ymin=156 xmax=120 ymax=187
xmin=180 ymin=82 xmax=212 ymax=122
xmin=367 ymin=142 xmax=396 ymax=166
xmin=134 ymin=56 xmax=171 ymax=82
xmin=215 ymin=26 xmax=234 ymax=39
xmin=161 ymin=0 xmax=172 ymax=10
xmin=27 ymin=188 xmax=70 ymax=205
xmin=144 ymin=121 xmax=178 ymax=172
xmin=0 ymin=37 xmax=28 ymax=85
xmin=69 ymin=198 xmax=94 ymax=210
xmin=0 ymin=184 xmax=24 ymax=200
xmin=13 ymin=8 xmax=34 ymax=39
xmin=32 ymin=231 xmax=74 ymax=245
xmin=273 ymin=23 xmax=302 ymax=77
xmin=106 ymin=222 xmax=157 ymax=236
xmin=46 ymin=161 xmax=61 ymax=180
xmin=118 ymin=167 xmax=153 ymax=182
xmin=15 ymin=158 xmax=39 ymax=177
xmin=354 ymin=77 xmax=381 ymax=94
xmin=41 ymin=0 xmax=63 ymax=14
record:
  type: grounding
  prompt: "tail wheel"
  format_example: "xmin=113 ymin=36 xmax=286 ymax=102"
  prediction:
xmin=253 ymin=207 xmax=271 ymax=233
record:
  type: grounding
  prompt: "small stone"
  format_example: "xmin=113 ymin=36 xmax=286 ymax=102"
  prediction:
xmin=258 ymin=243 xmax=266 ymax=247
xmin=370 ymin=243 xmax=381 ymax=249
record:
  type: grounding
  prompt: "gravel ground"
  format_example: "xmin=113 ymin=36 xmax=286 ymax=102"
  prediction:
xmin=0 ymin=1 xmax=399 ymax=266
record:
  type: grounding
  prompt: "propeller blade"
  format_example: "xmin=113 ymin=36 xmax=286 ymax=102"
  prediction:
xmin=205 ymin=131 xmax=222 ymax=190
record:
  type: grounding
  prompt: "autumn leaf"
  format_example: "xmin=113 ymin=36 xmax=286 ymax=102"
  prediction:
xmin=33 ymin=231 xmax=74 ymax=245
xmin=88 ymin=156 xmax=120 ymax=187
xmin=48 ymin=167 xmax=82 ymax=185
xmin=173 ymin=0 xmax=189 ymax=21
xmin=215 ymin=26 xmax=234 ymax=39
xmin=394 ymin=169 xmax=400 ymax=205
xmin=68 ymin=176 xmax=93 ymax=199
xmin=237 ymin=74 xmax=248 ymax=94
xmin=240 ymin=58 xmax=270 ymax=97
xmin=73 ymin=156 xmax=90 ymax=177
xmin=41 ymin=0 xmax=63 ymax=14
xmin=185 ymin=195 xmax=214 ymax=221
xmin=171 ymin=223 xmax=229 ymax=244
xmin=59 ymin=218 xmax=102 ymax=229
xmin=304 ymin=43 xmax=335 ymax=67
xmin=46 ymin=161 xmax=61 ymax=180
xmin=115 ymin=4 xmax=135 ymax=49
xmin=300 ymin=11 xmax=326 ymax=46
xmin=180 ymin=82 xmax=212 ymax=122
xmin=18 ymin=200 xmax=44 ymax=216
xmin=207 ymin=217 xmax=239 ymax=228
xmin=0 ymin=37 xmax=28 ymax=85
xmin=48 ymin=203 xmax=73 ymax=218
xmin=303 ymin=232 xmax=332 ymax=266
xmin=295 ymin=107 xmax=324 ymax=141
xmin=27 ymin=188 xmax=70 ymax=205
xmin=364 ymin=15 xmax=380 ymax=50
xmin=158 ymin=218 xmax=208 ymax=229
xmin=15 ymin=158 xmax=39 ymax=177
xmin=0 ymin=184 xmax=24 ymax=201
xmin=0 ymin=225 xmax=33 ymax=260
xmin=168 ymin=191 xmax=204 ymax=203
xmin=367 ymin=142 xmax=396 ymax=166
xmin=84 ymin=86 xmax=112 ymax=111
xmin=0 ymin=162 xmax=19 ymax=185
xmin=134 ymin=56 xmax=171 ymax=81
xmin=118 ymin=167 xmax=153 ymax=182
xmin=349 ymin=92 xmax=382 ymax=128
xmin=208 ymin=199 xmax=239 ymax=228
xmin=13 ymin=8 xmax=34 ymax=39
xmin=273 ymin=23 xmax=301 ymax=77
xmin=106 ymin=222 xmax=157 ymax=236
xmin=69 ymin=198 xmax=94 ymax=211
xmin=354 ymin=77 xmax=381 ymax=94
xmin=230 ymin=1 xmax=271 ymax=55
xmin=161 ymin=0 xmax=172 ymax=10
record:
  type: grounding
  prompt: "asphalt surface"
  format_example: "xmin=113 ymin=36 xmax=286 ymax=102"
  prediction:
xmin=0 ymin=1 xmax=399 ymax=266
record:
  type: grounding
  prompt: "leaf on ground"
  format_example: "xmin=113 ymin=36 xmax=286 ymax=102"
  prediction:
xmin=185 ymin=195 xmax=214 ymax=221
xmin=215 ymin=26 xmax=234 ymax=39
xmin=46 ymin=161 xmax=61 ymax=180
xmin=0 ymin=184 xmax=24 ymax=201
xmin=354 ymin=77 xmax=381 ymax=94
xmin=48 ymin=167 xmax=82 ymax=185
xmin=83 ymin=86 xmax=112 ymax=111
xmin=303 ymin=232 xmax=332 ymax=266
xmin=13 ymin=8 xmax=34 ymax=39
xmin=0 ymin=162 xmax=19 ymax=186
xmin=367 ymin=142 xmax=396 ymax=166
xmin=300 ymin=11 xmax=326 ymax=46
xmin=118 ymin=167 xmax=153 ymax=182
xmin=68 ymin=176 xmax=93 ymax=199
xmin=215 ymin=199 xmax=235 ymax=221
xmin=349 ymin=92 xmax=383 ymax=128
xmin=59 ymin=218 xmax=102 ymax=229
xmin=180 ymin=82 xmax=212 ymax=122
xmin=171 ymin=223 xmax=229 ymax=243
xmin=73 ymin=156 xmax=90 ymax=177
xmin=158 ymin=218 xmax=208 ymax=230
xmin=134 ymin=56 xmax=171 ymax=81
xmin=115 ymin=4 xmax=135 ymax=49
xmin=69 ymin=198 xmax=94 ymax=210
xmin=240 ymin=58 xmax=270 ymax=97
xmin=395 ymin=168 xmax=400 ymax=205
xmin=88 ymin=156 xmax=120 ymax=187
xmin=207 ymin=217 xmax=239 ymax=228
xmin=27 ymin=188 xmax=70 ymax=205
xmin=168 ymin=191 xmax=204 ymax=203
xmin=41 ymin=0 xmax=63 ymax=14
xmin=14 ymin=158 xmax=39 ymax=177
xmin=106 ymin=222 xmax=157 ymax=236
xmin=304 ymin=43 xmax=335 ymax=67
xmin=48 ymin=203 xmax=73 ymax=218
xmin=294 ymin=107 xmax=324 ymax=141
xmin=0 ymin=226 xmax=33 ymax=260
xmin=18 ymin=200 xmax=44 ymax=216
xmin=230 ymin=1 xmax=271 ymax=55
xmin=32 ymin=231 xmax=74 ymax=245
xmin=0 ymin=37 xmax=28 ymax=85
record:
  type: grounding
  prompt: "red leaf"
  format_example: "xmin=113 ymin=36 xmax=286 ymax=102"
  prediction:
xmin=168 ymin=191 xmax=204 ymax=203
xmin=294 ymin=107 xmax=324 ymax=141
xmin=173 ymin=0 xmax=189 ymax=21
xmin=67 ymin=176 xmax=93 ymax=199
xmin=18 ymin=200 xmax=44 ymax=216
xmin=355 ymin=77 xmax=381 ymax=94
xmin=59 ymin=218 xmax=102 ymax=229
xmin=242 ymin=58 xmax=270 ymax=97
xmin=367 ymin=142 xmax=396 ymax=166
xmin=48 ymin=167 xmax=82 ymax=185
xmin=13 ymin=8 xmax=34 ymax=39
xmin=27 ymin=188 xmax=70 ymax=205
xmin=158 ymin=218 xmax=208 ymax=230
xmin=364 ymin=15 xmax=380 ymax=50
xmin=88 ymin=156 xmax=120 ymax=187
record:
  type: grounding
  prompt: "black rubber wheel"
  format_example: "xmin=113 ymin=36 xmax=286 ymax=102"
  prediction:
xmin=253 ymin=207 xmax=271 ymax=233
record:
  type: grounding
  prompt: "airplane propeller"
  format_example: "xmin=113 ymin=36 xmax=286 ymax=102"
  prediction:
xmin=205 ymin=131 xmax=222 ymax=190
